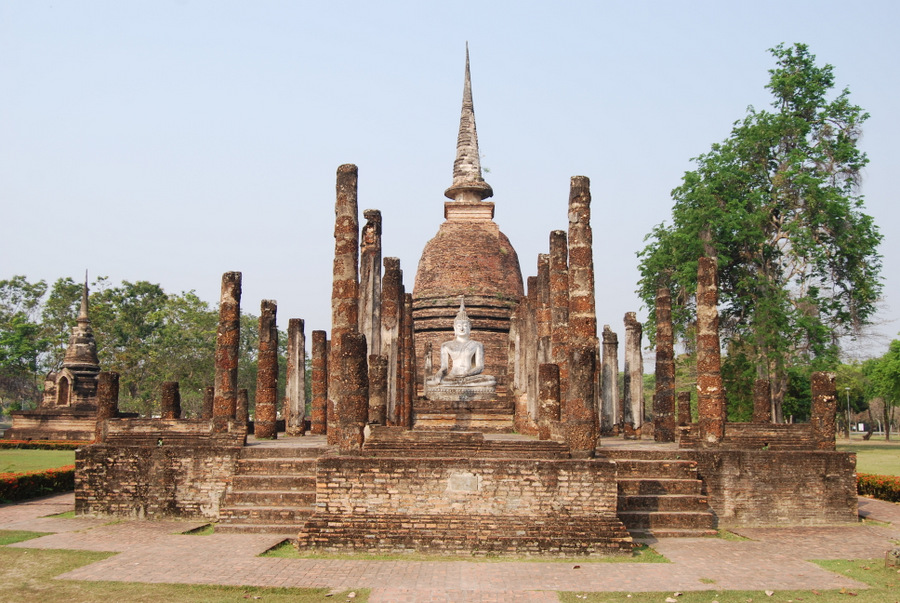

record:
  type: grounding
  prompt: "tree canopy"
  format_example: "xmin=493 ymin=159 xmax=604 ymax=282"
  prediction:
xmin=638 ymin=43 xmax=882 ymax=421
xmin=0 ymin=275 xmax=276 ymax=417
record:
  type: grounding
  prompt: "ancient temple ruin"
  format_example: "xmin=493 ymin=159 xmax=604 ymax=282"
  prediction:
xmin=5 ymin=278 xmax=106 ymax=440
xmin=74 ymin=49 xmax=859 ymax=556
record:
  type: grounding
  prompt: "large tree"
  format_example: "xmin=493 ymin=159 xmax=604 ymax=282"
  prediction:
xmin=638 ymin=44 xmax=882 ymax=422
xmin=863 ymin=339 xmax=900 ymax=441
xmin=0 ymin=276 xmax=49 ymax=409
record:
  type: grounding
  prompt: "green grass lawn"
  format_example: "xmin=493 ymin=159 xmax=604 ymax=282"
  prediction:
xmin=261 ymin=540 xmax=668 ymax=563
xmin=0 ymin=450 xmax=75 ymax=474
xmin=837 ymin=437 xmax=900 ymax=476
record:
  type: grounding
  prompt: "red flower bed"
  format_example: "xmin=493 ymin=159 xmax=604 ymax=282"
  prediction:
xmin=857 ymin=472 xmax=900 ymax=503
xmin=0 ymin=440 xmax=88 ymax=450
xmin=0 ymin=465 xmax=76 ymax=503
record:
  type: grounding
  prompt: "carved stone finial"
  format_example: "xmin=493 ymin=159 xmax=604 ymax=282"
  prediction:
xmin=444 ymin=43 xmax=493 ymax=202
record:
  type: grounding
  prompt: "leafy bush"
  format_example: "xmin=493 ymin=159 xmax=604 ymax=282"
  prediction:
xmin=857 ymin=472 xmax=900 ymax=503
xmin=0 ymin=440 xmax=87 ymax=450
xmin=0 ymin=465 xmax=75 ymax=502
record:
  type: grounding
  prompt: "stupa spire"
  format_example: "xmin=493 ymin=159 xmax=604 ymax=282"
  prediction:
xmin=444 ymin=43 xmax=493 ymax=202
xmin=63 ymin=271 xmax=99 ymax=370
xmin=77 ymin=271 xmax=90 ymax=322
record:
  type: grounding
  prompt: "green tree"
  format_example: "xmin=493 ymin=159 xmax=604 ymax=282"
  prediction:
xmin=638 ymin=43 xmax=882 ymax=422
xmin=864 ymin=339 xmax=900 ymax=441
xmin=0 ymin=276 xmax=49 ymax=410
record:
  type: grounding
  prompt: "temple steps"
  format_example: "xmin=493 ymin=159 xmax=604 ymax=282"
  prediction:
xmin=602 ymin=452 xmax=717 ymax=538
xmin=296 ymin=513 xmax=634 ymax=557
xmin=216 ymin=444 xmax=325 ymax=535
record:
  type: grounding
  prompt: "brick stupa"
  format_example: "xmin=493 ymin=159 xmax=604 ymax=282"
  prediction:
xmin=412 ymin=47 xmax=524 ymax=405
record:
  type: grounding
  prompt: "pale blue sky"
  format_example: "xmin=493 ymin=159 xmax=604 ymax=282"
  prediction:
xmin=2 ymin=1 xmax=897 ymax=360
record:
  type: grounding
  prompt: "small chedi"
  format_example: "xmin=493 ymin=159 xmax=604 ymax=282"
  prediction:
xmin=4 ymin=278 xmax=102 ymax=441
xmin=425 ymin=297 xmax=496 ymax=402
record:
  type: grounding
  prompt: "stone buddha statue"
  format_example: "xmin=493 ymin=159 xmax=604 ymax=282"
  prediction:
xmin=425 ymin=298 xmax=496 ymax=401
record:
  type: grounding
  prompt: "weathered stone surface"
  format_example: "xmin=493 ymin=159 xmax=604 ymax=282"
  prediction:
xmin=95 ymin=371 xmax=119 ymax=443
xmin=653 ymin=286 xmax=676 ymax=442
xmin=810 ymin=371 xmax=837 ymax=450
xmin=160 ymin=381 xmax=181 ymax=420
xmin=359 ymin=209 xmax=382 ymax=357
xmin=76 ymin=423 xmax=244 ymax=519
xmin=538 ymin=363 xmax=560 ymax=441
xmin=331 ymin=164 xmax=360 ymax=335
xmin=381 ymin=257 xmax=402 ymax=425
xmin=334 ymin=331 xmax=368 ymax=453
xmin=401 ymin=293 xmax=415 ymax=428
xmin=202 ymin=386 xmax=214 ymax=421
xmin=254 ymin=299 xmax=279 ymax=439
xmin=236 ymin=388 xmax=249 ymax=427
xmin=549 ymin=230 xmax=569 ymax=402
xmin=566 ymin=176 xmax=597 ymax=346
xmin=623 ymin=312 xmax=644 ymax=433
xmin=696 ymin=257 xmax=725 ymax=445
xmin=310 ymin=330 xmax=328 ymax=435
xmin=368 ymin=354 xmax=388 ymax=424
xmin=753 ymin=378 xmax=772 ymax=424
xmin=690 ymin=449 xmax=857 ymax=526
xmin=600 ymin=325 xmax=619 ymax=434
xmin=677 ymin=391 xmax=692 ymax=426
xmin=328 ymin=164 xmax=360 ymax=445
xmin=213 ymin=271 xmax=241 ymax=433
xmin=564 ymin=344 xmax=597 ymax=456
xmin=285 ymin=318 xmax=307 ymax=436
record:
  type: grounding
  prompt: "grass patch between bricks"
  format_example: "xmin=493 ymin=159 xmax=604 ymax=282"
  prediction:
xmin=181 ymin=523 xmax=215 ymax=535
xmin=262 ymin=540 xmax=668 ymax=563
xmin=45 ymin=510 xmax=75 ymax=519
xmin=0 ymin=547 xmax=369 ymax=602
xmin=558 ymin=558 xmax=900 ymax=602
xmin=0 ymin=530 xmax=51 ymax=545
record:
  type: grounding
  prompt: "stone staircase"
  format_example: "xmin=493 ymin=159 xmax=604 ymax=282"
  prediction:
xmin=606 ymin=452 xmax=717 ymax=538
xmin=297 ymin=513 xmax=634 ymax=557
xmin=216 ymin=443 xmax=324 ymax=535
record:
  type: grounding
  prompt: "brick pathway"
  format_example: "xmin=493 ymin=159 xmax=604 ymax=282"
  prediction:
xmin=2 ymin=493 xmax=899 ymax=601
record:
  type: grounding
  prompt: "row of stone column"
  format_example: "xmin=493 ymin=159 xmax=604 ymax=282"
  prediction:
xmin=327 ymin=164 xmax=417 ymax=452
xmin=205 ymin=271 xmax=310 ymax=439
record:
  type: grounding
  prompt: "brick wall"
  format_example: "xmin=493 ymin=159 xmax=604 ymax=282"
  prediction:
xmin=315 ymin=456 xmax=618 ymax=517
xmin=692 ymin=450 xmax=857 ymax=526
xmin=76 ymin=442 xmax=241 ymax=518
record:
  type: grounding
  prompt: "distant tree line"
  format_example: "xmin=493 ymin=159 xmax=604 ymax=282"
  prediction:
xmin=0 ymin=275 xmax=289 ymax=418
